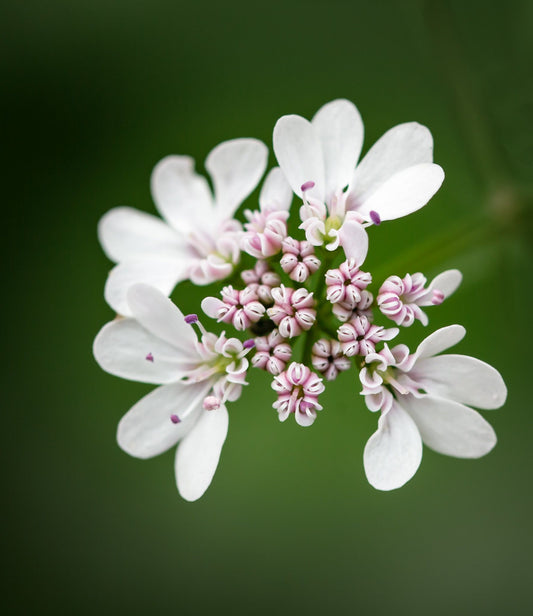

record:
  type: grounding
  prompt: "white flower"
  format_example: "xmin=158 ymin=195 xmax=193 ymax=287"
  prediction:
xmin=93 ymin=283 xmax=253 ymax=501
xmin=359 ymin=325 xmax=507 ymax=491
xmin=273 ymin=99 xmax=444 ymax=262
xmin=98 ymin=139 xmax=268 ymax=316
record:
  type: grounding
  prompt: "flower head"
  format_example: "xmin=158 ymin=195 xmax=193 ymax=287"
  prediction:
xmin=359 ymin=325 xmax=507 ymax=491
xmin=273 ymin=99 xmax=444 ymax=261
xmin=267 ymin=285 xmax=316 ymax=339
xmin=93 ymin=284 xmax=254 ymax=501
xmin=272 ymin=363 xmax=325 ymax=426
xmin=98 ymin=139 xmax=268 ymax=316
xmin=377 ymin=269 xmax=462 ymax=326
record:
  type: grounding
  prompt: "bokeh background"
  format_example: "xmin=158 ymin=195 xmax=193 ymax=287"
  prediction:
xmin=3 ymin=1 xmax=532 ymax=614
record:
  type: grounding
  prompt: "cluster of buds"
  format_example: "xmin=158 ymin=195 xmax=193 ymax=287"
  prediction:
xmin=94 ymin=99 xmax=506 ymax=501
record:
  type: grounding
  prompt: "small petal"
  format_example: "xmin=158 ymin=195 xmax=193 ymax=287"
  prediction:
xmin=364 ymin=402 xmax=423 ymax=490
xmin=98 ymin=207 xmax=187 ymax=263
xmin=312 ymin=99 xmax=364 ymax=201
xmin=338 ymin=220 xmax=369 ymax=266
xmin=351 ymin=122 xmax=434 ymax=203
xmin=150 ymin=155 xmax=214 ymax=233
xmin=93 ymin=318 xmax=194 ymax=384
xmin=401 ymin=395 xmax=497 ymax=458
xmin=412 ymin=355 xmax=507 ymax=410
xmin=117 ymin=381 xmax=210 ymax=459
xmin=175 ymin=404 xmax=229 ymax=501
xmin=273 ymin=114 xmax=325 ymax=201
xmin=127 ymin=283 xmax=198 ymax=352
xmin=357 ymin=163 xmax=445 ymax=221
xmin=104 ymin=259 xmax=188 ymax=316
xmin=206 ymin=139 xmax=268 ymax=221
xmin=426 ymin=269 xmax=463 ymax=299
xmin=259 ymin=167 xmax=293 ymax=211
xmin=415 ymin=324 xmax=466 ymax=360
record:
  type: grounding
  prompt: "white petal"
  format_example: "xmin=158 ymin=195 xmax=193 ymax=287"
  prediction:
xmin=338 ymin=220 xmax=368 ymax=266
xmin=127 ymin=283 xmax=198 ymax=352
xmin=312 ymin=99 xmax=364 ymax=201
xmin=259 ymin=167 xmax=293 ymax=211
xmin=205 ymin=138 xmax=268 ymax=221
xmin=412 ymin=354 xmax=507 ymax=410
xmin=415 ymin=324 xmax=466 ymax=360
xmin=93 ymin=318 xmax=194 ymax=384
xmin=401 ymin=395 xmax=497 ymax=458
xmin=351 ymin=122 xmax=434 ymax=203
xmin=364 ymin=402 xmax=423 ymax=490
xmin=201 ymin=296 xmax=225 ymax=319
xmin=104 ymin=258 xmax=188 ymax=316
xmin=427 ymin=269 xmax=463 ymax=298
xmin=356 ymin=163 xmax=445 ymax=221
xmin=150 ymin=155 xmax=214 ymax=233
xmin=273 ymin=114 xmax=325 ymax=201
xmin=98 ymin=207 xmax=186 ymax=263
xmin=175 ymin=404 xmax=229 ymax=501
xmin=117 ymin=381 xmax=210 ymax=459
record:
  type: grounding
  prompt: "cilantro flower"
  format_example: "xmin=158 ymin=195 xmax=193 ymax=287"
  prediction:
xmin=93 ymin=283 xmax=253 ymax=501
xmin=359 ymin=325 xmax=507 ymax=490
xmin=273 ymin=99 xmax=444 ymax=261
xmin=98 ymin=139 xmax=268 ymax=315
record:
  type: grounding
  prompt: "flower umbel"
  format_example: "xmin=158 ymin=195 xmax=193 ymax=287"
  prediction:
xmin=94 ymin=98 xmax=507 ymax=500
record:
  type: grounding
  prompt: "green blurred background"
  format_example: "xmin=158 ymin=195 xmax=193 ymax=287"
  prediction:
xmin=3 ymin=0 xmax=532 ymax=614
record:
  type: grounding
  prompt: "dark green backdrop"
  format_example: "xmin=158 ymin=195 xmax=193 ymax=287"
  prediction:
xmin=3 ymin=1 xmax=532 ymax=614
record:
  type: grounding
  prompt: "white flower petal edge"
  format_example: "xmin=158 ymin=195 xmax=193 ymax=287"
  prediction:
xmin=127 ymin=283 xmax=198 ymax=352
xmin=150 ymin=155 xmax=214 ymax=234
xmin=411 ymin=355 xmax=507 ymax=410
xmin=104 ymin=258 xmax=188 ymax=317
xmin=364 ymin=402 xmax=423 ymax=491
xmin=176 ymin=404 xmax=229 ymax=502
xmin=350 ymin=122 xmax=434 ymax=204
xmin=273 ymin=114 xmax=325 ymax=201
xmin=312 ymin=99 xmax=364 ymax=202
xmin=93 ymin=318 xmax=196 ymax=384
xmin=205 ymin=139 xmax=269 ymax=222
xmin=117 ymin=380 xmax=211 ymax=459
xmin=98 ymin=206 xmax=189 ymax=263
xmin=400 ymin=395 xmax=496 ymax=458
xmin=355 ymin=163 xmax=445 ymax=222
xmin=259 ymin=167 xmax=293 ymax=211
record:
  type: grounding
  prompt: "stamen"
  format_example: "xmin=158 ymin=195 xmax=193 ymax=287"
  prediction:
xmin=369 ymin=210 xmax=381 ymax=225
xmin=170 ymin=414 xmax=181 ymax=424
xmin=243 ymin=338 xmax=255 ymax=349
xmin=145 ymin=352 xmax=154 ymax=362
xmin=301 ymin=181 xmax=315 ymax=192
xmin=184 ymin=314 xmax=198 ymax=324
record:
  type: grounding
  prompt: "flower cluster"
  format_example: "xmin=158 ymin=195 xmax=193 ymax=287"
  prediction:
xmin=94 ymin=99 xmax=507 ymax=501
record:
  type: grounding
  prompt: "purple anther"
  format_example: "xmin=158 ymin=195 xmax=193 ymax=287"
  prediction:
xmin=369 ymin=210 xmax=381 ymax=225
xmin=170 ymin=414 xmax=181 ymax=424
xmin=300 ymin=181 xmax=315 ymax=192
xmin=184 ymin=314 xmax=198 ymax=324
xmin=243 ymin=338 xmax=255 ymax=349
xmin=145 ymin=352 xmax=154 ymax=362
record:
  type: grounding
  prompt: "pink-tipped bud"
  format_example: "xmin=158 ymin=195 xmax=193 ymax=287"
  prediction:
xmin=203 ymin=396 xmax=221 ymax=411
